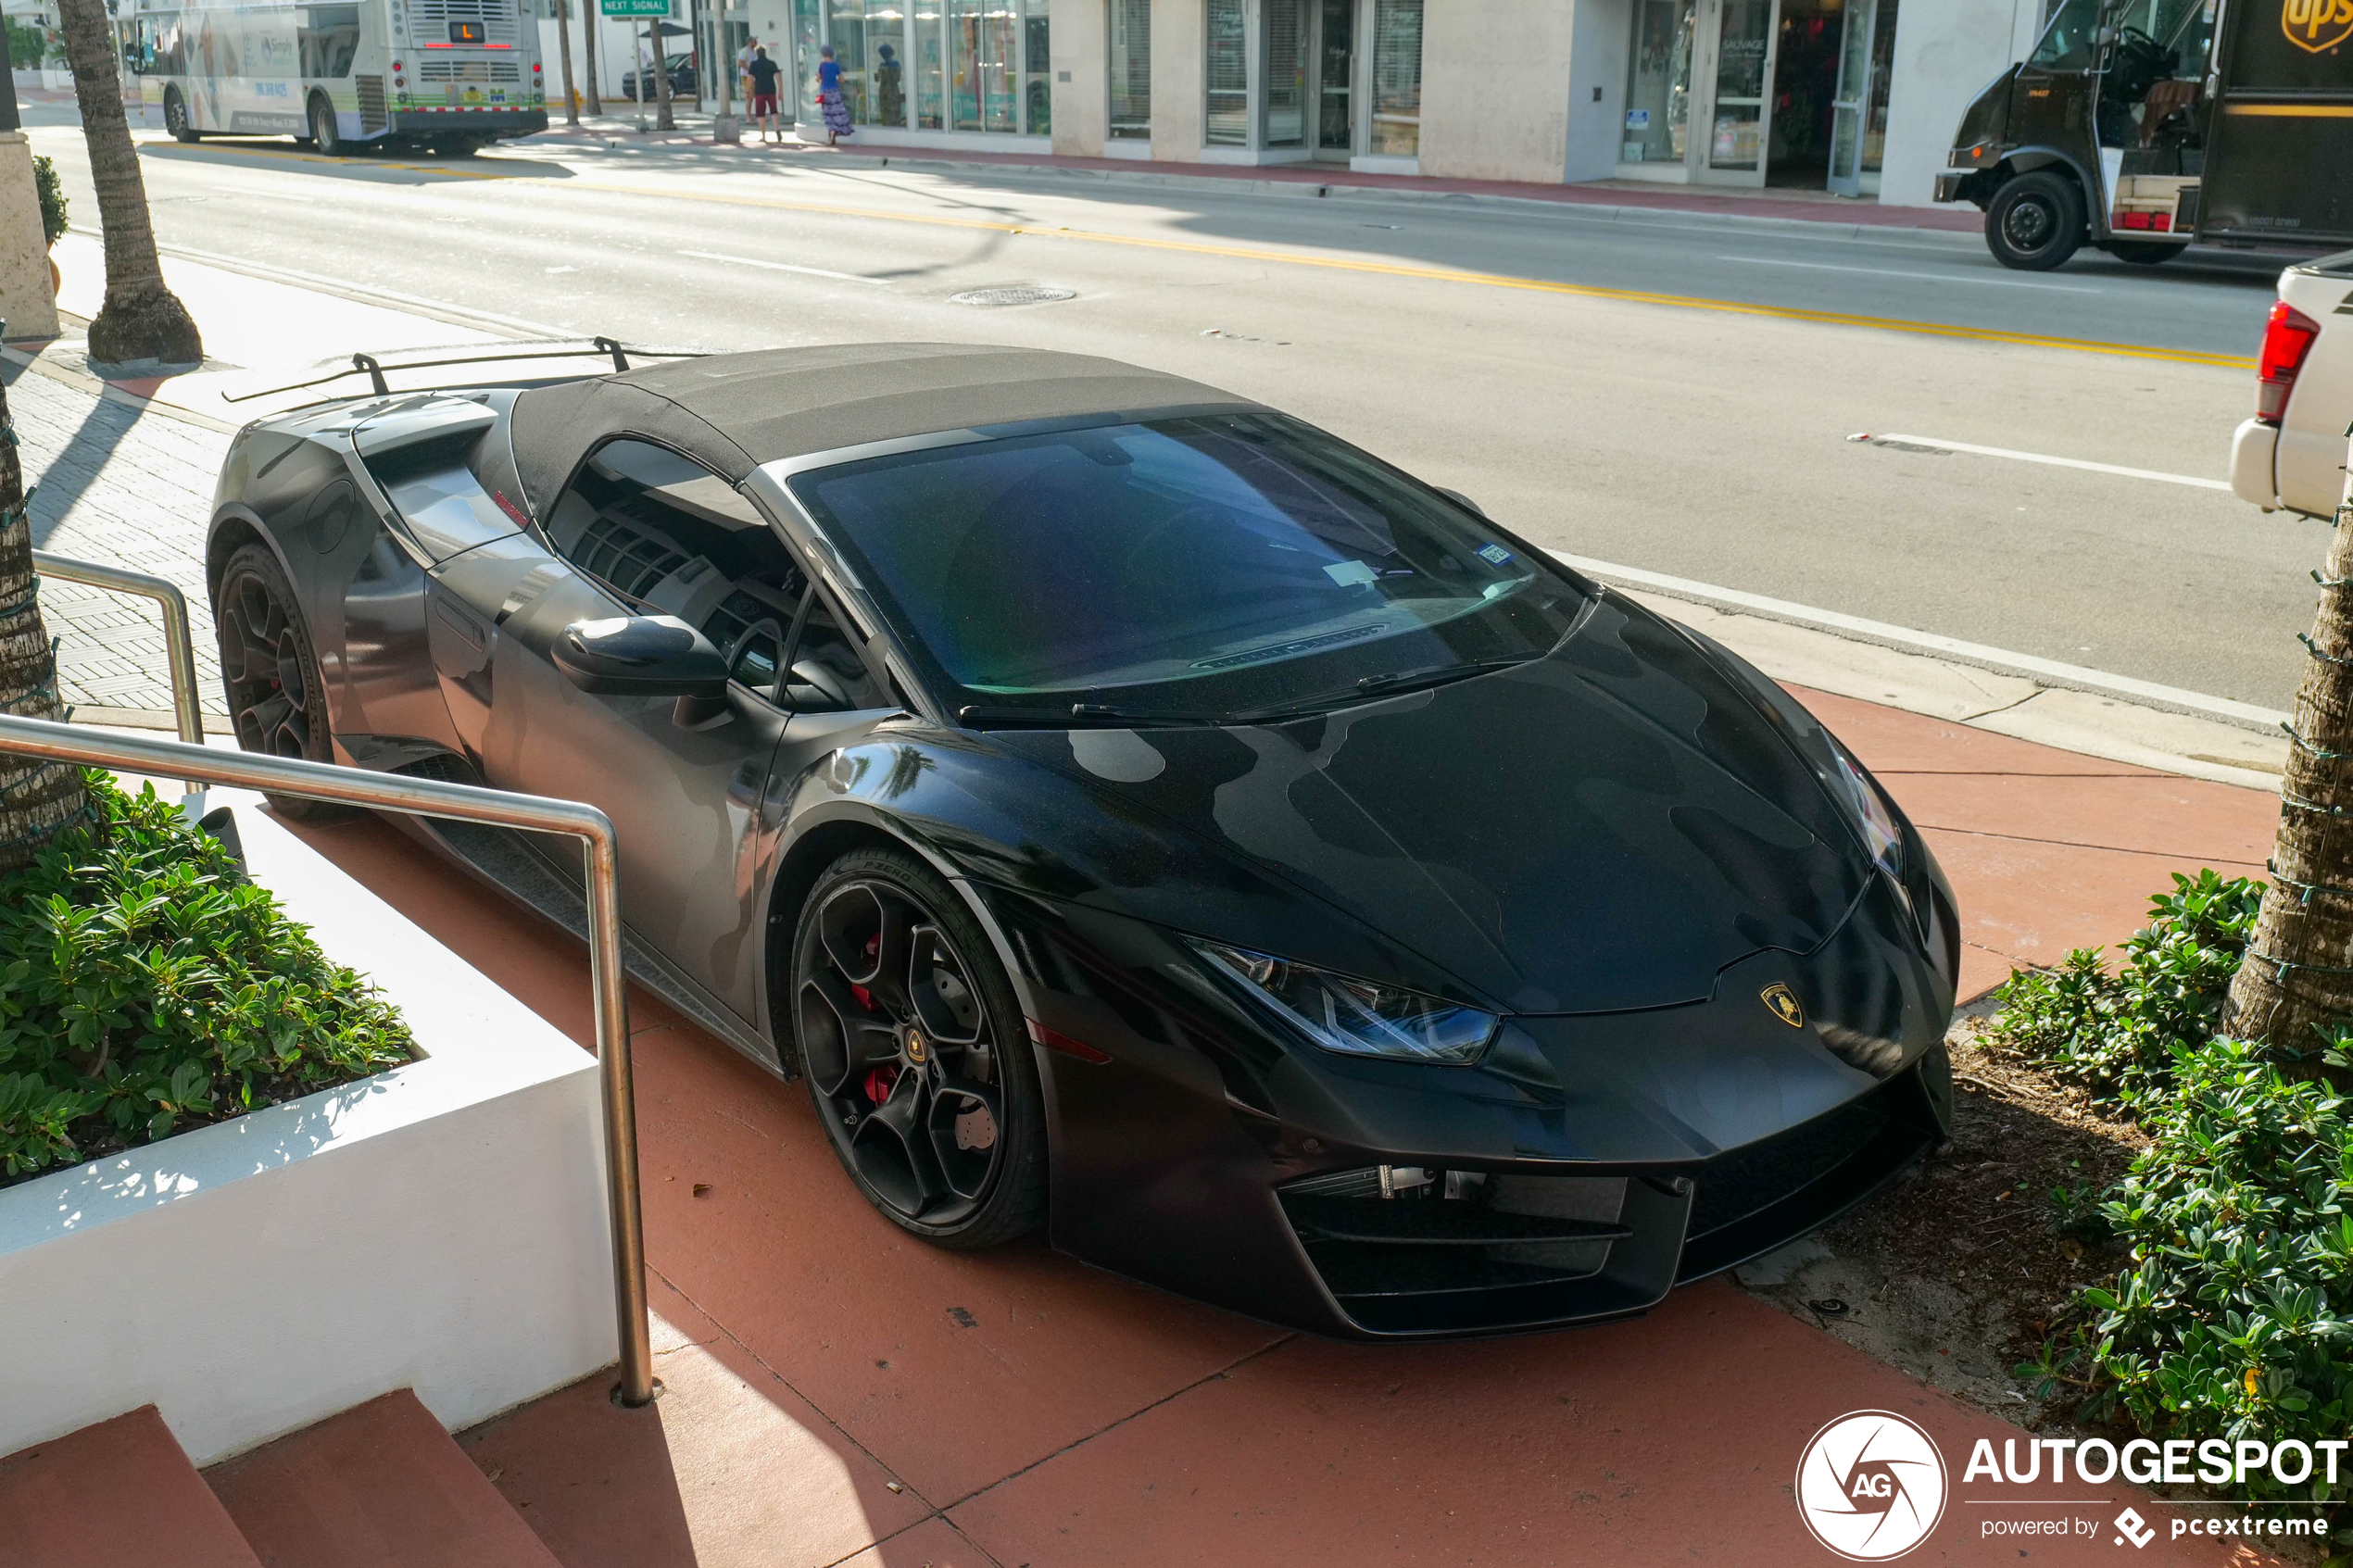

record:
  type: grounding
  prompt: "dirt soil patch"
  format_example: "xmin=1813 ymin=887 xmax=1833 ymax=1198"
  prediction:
xmin=1733 ymin=995 xmax=2148 ymax=1425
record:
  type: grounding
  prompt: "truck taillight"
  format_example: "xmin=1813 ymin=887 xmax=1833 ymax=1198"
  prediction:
xmin=2259 ymin=301 xmax=2322 ymax=425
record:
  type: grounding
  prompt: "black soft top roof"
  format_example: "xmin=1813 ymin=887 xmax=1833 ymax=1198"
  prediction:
xmin=507 ymin=343 xmax=1252 ymax=516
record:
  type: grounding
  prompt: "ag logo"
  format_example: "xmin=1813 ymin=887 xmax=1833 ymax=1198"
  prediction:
xmin=2284 ymin=0 xmax=2353 ymax=56
xmin=1794 ymin=1411 xmax=1948 ymax=1561
xmin=1761 ymin=982 xmax=1806 ymax=1028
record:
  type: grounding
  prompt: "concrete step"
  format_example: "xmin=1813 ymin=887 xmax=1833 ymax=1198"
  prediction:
xmin=0 ymin=1406 xmax=264 ymax=1568
xmin=204 ymin=1389 xmax=562 ymax=1568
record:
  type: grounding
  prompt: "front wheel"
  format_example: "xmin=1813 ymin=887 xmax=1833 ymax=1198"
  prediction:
xmin=163 ymin=87 xmax=200 ymax=144
xmin=214 ymin=544 xmax=353 ymax=820
xmin=308 ymin=94 xmax=345 ymax=157
xmin=792 ymin=847 xmax=1047 ymax=1248
xmin=1984 ymin=170 xmax=2085 ymax=271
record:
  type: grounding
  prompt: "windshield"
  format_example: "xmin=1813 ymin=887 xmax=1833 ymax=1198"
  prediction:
xmin=789 ymin=412 xmax=1591 ymax=722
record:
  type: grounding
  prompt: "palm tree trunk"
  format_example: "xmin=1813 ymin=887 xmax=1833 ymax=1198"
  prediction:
xmin=0 ymin=380 xmax=92 ymax=871
xmin=583 ymin=6 xmax=602 ymax=115
xmin=555 ymin=0 xmax=580 ymax=127
xmin=2224 ymin=445 xmax=2353 ymax=1060
xmin=652 ymin=20 xmax=674 ymax=131
xmin=51 ymin=0 xmax=199 ymax=368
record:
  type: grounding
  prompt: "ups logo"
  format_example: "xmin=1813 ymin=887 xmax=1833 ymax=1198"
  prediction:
xmin=2284 ymin=0 xmax=2353 ymax=54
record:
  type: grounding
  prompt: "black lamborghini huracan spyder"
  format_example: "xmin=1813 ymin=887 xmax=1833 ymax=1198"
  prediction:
xmin=207 ymin=342 xmax=1958 ymax=1339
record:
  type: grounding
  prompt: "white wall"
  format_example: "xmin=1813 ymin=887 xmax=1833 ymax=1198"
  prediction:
xmin=1877 ymin=0 xmax=2045 ymax=206
xmin=1049 ymin=0 xmax=1107 ymax=156
xmin=1420 ymin=0 xmax=1576 ymax=182
xmin=1565 ymin=0 xmax=1632 ymax=182
xmin=0 ymin=793 xmax=615 ymax=1466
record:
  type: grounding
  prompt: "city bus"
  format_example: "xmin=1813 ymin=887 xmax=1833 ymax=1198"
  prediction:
xmin=120 ymin=0 xmax=547 ymax=156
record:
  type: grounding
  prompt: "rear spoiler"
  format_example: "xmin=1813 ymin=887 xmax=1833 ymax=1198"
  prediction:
xmin=223 ymin=337 xmax=706 ymax=405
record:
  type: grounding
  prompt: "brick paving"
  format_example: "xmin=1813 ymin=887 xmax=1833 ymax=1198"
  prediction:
xmin=3 ymin=364 xmax=230 ymax=721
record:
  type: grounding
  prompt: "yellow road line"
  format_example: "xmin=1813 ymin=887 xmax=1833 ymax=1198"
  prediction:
xmin=142 ymin=142 xmax=2258 ymax=370
xmin=2221 ymin=102 xmax=2353 ymax=117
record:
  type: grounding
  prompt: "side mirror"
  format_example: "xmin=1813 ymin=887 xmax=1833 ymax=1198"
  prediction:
xmin=554 ymin=615 xmax=731 ymax=705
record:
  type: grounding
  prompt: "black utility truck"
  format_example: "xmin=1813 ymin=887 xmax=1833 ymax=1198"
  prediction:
xmin=1933 ymin=0 xmax=2353 ymax=269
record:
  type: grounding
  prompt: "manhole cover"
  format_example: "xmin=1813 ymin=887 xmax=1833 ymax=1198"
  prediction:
xmin=950 ymin=284 xmax=1076 ymax=307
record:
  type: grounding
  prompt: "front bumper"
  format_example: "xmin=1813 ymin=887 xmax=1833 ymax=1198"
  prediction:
xmin=994 ymin=864 xmax=1957 ymax=1339
xmin=1933 ymin=171 xmax=1967 ymax=204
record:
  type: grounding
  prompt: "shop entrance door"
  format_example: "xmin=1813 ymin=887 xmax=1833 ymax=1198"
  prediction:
xmin=1314 ymin=0 xmax=1354 ymax=158
xmin=1826 ymin=0 xmax=1895 ymax=195
xmin=1699 ymin=0 xmax=1778 ymax=184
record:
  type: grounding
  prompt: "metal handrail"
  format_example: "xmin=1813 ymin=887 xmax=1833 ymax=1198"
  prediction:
xmin=0 ymin=713 xmax=657 ymax=1407
xmin=31 ymin=552 xmax=208 ymax=809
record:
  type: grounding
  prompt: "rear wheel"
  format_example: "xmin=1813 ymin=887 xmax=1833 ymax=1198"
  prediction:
xmin=792 ymin=847 xmax=1047 ymax=1248
xmin=163 ymin=87 xmax=199 ymax=144
xmin=308 ymin=94 xmax=345 ymax=157
xmin=214 ymin=544 xmax=352 ymax=820
xmin=2108 ymin=239 xmax=2186 ymax=266
xmin=1984 ymin=170 xmax=2085 ymax=271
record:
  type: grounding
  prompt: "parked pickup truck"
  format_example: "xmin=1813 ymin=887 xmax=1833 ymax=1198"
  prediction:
xmin=2233 ymin=252 xmax=2352 ymax=517
xmin=1933 ymin=0 xmax=2353 ymax=270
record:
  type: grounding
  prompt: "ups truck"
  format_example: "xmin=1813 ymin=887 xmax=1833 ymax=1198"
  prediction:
xmin=1931 ymin=0 xmax=2353 ymax=269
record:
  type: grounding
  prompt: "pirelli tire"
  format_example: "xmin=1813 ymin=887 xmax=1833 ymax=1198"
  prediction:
xmin=1984 ymin=169 xmax=2087 ymax=271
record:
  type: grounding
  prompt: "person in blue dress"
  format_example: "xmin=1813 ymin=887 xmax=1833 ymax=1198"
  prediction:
xmin=817 ymin=44 xmax=854 ymax=144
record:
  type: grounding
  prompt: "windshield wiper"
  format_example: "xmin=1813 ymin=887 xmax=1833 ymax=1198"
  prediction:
xmin=1227 ymin=658 xmax=1526 ymax=724
xmin=958 ymin=703 xmax=1222 ymax=730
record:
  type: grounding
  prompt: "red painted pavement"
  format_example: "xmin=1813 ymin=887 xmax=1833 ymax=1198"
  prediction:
xmin=269 ymin=688 xmax=2288 ymax=1567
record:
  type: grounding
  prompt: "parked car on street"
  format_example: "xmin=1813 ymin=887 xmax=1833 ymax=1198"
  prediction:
xmin=205 ymin=342 xmax=1960 ymax=1339
xmin=619 ymin=54 xmax=698 ymax=102
xmin=2232 ymin=252 xmax=2350 ymax=518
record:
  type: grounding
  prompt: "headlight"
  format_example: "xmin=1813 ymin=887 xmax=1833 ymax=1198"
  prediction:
xmin=1825 ymin=734 xmax=1905 ymax=882
xmin=1185 ymin=939 xmax=1499 ymax=1065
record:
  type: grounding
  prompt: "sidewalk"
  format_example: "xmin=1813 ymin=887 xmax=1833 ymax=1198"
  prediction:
xmin=522 ymin=110 xmax=1989 ymax=237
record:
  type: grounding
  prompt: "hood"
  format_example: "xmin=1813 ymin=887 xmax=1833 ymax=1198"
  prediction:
xmin=986 ymin=595 xmax=1869 ymax=1013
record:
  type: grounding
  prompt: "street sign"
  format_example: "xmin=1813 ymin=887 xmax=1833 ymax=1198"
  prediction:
xmin=599 ymin=0 xmax=669 ymax=15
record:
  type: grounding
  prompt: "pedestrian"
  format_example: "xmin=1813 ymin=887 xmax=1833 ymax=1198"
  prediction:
xmin=875 ymin=42 xmax=902 ymax=126
xmin=747 ymin=44 xmax=782 ymax=142
xmin=817 ymin=44 xmax=853 ymax=145
xmin=736 ymin=34 xmax=758 ymax=107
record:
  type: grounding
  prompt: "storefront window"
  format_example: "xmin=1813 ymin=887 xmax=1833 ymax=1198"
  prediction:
xmin=915 ymin=0 xmax=944 ymax=126
xmin=1367 ymin=0 xmax=1421 ymax=157
xmin=826 ymin=0 xmax=870 ymax=119
xmin=794 ymin=0 xmax=823 ymax=119
xmin=1025 ymin=2 xmax=1050 ymax=132
xmin=1205 ymin=0 xmax=1248 ymax=144
xmin=1621 ymin=0 xmax=1692 ymax=162
xmin=1108 ymin=0 xmax=1150 ymax=139
xmin=1265 ymin=0 xmax=1307 ymax=146
xmin=1862 ymin=0 xmax=1896 ymax=173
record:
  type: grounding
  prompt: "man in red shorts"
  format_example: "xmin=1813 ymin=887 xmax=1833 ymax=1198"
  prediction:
xmin=747 ymin=45 xmax=782 ymax=143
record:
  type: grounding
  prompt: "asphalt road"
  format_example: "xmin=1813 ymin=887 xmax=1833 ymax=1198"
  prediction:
xmin=20 ymin=112 xmax=2314 ymax=710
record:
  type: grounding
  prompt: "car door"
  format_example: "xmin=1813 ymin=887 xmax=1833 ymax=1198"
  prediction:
xmin=476 ymin=438 xmax=805 ymax=1035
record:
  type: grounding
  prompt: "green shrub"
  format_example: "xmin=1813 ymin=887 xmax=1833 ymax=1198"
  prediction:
xmin=32 ymin=153 xmax=67 ymax=249
xmin=1999 ymin=871 xmax=2348 ymax=1550
xmin=1991 ymin=869 xmax=2260 ymax=1102
xmin=0 ymin=777 xmax=412 ymax=1182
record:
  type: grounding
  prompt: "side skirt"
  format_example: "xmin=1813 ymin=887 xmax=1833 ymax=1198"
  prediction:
xmin=388 ymin=812 xmax=791 ymax=1080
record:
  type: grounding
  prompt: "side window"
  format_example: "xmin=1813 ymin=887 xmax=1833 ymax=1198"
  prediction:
xmin=544 ymin=439 xmax=810 ymax=696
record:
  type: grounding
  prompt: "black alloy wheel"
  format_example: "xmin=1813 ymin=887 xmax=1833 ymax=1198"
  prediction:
xmin=164 ymin=88 xmax=200 ymax=144
xmin=309 ymin=94 xmax=346 ymax=157
xmin=793 ymin=847 xmax=1046 ymax=1248
xmin=1984 ymin=170 xmax=2084 ymax=271
xmin=214 ymin=544 xmax=350 ymax=820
